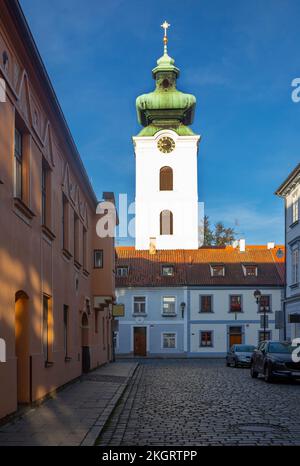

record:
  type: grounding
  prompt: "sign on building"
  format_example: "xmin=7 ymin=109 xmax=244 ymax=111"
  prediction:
xmin=275 ymin=310 xmax=284 ymax=329
xmin=112 ymin=304 xmax=125 ymax=317
xmin=289 ymin=313 xmax=300 ymax=324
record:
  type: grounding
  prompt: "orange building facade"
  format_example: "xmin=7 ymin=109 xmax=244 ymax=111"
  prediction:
xmin=0 ymin=0 xmax=116 ymax=420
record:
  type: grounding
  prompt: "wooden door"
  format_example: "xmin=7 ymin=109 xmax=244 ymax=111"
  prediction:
xmin=134 ymin=327 xmax=146 ymax=356
xmin=229 ymin=327 xmax=242 ymax=347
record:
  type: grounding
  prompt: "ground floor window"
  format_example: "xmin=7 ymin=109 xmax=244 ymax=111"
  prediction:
xmin=200 ymin=331 xmax=213 ymax=347
xmin=258 ymin=330 xmax=271 ymax=342
xmin=162 ymin=333 xmax=176 ymax=349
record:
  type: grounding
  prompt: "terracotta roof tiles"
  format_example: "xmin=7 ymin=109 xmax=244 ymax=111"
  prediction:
xmin=116 ymin=246 xmax=285 ymax=288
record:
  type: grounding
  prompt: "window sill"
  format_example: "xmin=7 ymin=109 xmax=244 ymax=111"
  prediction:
xmin=14 ymin=197 xmax=35 ymax=220
xmin=229 ymin=310 xmax=243 ymax=313
xmin=162 ymin=314 xmax=177 ymax=317
xmin=199 ymin=310 xmax=214 ymax=313
xmin=290 ymin=220 xmax=299 ymax=229
xmin=200 ymin=346 xmax=214 ymax=348
xmin=62 ymin=248 xmax=72 ymax=260
xmin=132 ymin=313 xmax=147 ymax=317
xmin=41 ymin=224 xmax=56 ymax=241
xmin=64 ymin=356 xmax=72 ymax=363
xmin=44 ymin=361 xmax=54 ymax=368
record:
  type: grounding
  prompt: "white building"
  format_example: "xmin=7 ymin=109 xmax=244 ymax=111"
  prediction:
xmin=276 ymin=164 xmax=300 ymax=340
xmin=116 ymin=244 xmax=284 ymax=357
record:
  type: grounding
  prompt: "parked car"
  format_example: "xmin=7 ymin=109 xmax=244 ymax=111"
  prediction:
xmin=250 ymin=340 xmax=300 ymax=383
xmin=226 ymin=344 xmax=256 ymax=367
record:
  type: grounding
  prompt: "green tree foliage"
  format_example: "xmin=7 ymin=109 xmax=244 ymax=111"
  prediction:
xmin=204 ymin=216 xmax=236 ymax=246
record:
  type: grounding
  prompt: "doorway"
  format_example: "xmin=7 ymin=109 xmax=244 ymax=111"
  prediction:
xmin=15 ymin=291 xmax=30 ymax=404
xmin=134 ymin=327 xmax=147 ymax=356
xmin=229 ymin=326 xmax=243 ymax=348
xmin=81 ymin=312 xmax=90 ymax=373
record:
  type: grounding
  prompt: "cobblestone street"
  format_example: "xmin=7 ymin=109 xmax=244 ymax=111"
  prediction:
xmin=97 ymin=359 xmax=300 ymax=446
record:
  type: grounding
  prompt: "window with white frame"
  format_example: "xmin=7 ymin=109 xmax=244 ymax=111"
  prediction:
xmin=133 ymin=296 xmax=146 ymax=315
xmin=292 ymin=192 xmax=299 ymax=224
xmin=162 ymin=333 xmax=176 ymax=349
xmin=162 ymin=296 xmax=176 ymax=316
xmin=210 ymin=265 xmax=225 ymax=277
xmin=258 ymin=330 xmax=271 ymax=343
xmin=162 ymin=265 xmax=174 ymax=276
xmin=292 ymin=247 xmax=299 ymax=284
xmin=200 ymin=331 xmax=213 ymax=347
xmin=116 ymin=266 xmax=128 ymax=277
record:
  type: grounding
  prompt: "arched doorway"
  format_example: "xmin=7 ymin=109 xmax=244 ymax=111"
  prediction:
xmin=15 ymin=291 xmax=30 ymax=404
xmin=81 ymin=312 xmax=90 ymax=373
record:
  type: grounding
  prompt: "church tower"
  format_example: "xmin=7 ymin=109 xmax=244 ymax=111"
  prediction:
xmin=134 ymin=22 xmax=200 ymax=250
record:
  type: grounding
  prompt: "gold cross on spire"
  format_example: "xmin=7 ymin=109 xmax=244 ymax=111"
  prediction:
xmin=161 ymin=21 xmax=170 ymax=54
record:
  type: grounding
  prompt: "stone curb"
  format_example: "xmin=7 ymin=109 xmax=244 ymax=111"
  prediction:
xmin=80 ymin=363 xmax=139 ymax=446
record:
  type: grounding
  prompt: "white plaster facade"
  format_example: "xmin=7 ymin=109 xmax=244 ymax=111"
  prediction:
xmin=134 ymin=129 xmax=200 ymax=250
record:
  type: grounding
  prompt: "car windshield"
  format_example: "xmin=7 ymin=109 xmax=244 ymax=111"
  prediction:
xmin=268 ymin=342 xmax=294 ymax=354
xmin=235 ymin=345 xmax=255 ymax=352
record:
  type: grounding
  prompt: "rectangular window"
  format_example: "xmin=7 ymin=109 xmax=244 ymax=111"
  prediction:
xmin=230 ymin=295 xmax=242 ymax=312
xmin=259 ymin=295 xmax=271 ymax=313
xmin=94 ymin=249 xmax=103 ymax=268
xmin=62 ymin=193 xmax=69 ymax=250
xmin=162 ymin=296 xmax=176 ymax=316
xmin=14 ymin=128 xmax=23 ymax=199
xmin=211 ymin=265 xmax=225 ymax=277
xmin=200 ymin=331 xmax=213 ymax=347
xmin=133 ymin=297 xmax=146 ymax=315
xmin=116 ymin=266 xmax=128 ymax=277
xmin=244 ymin=265 xmax=257 ymax=277
xmin=63 ymin=305 xmax=68 ymax=358
xmin=83 ymin=227 xmax=87 ymax=270
xmin=95 ymin=310 xmax=99 ymax=334
xmin=200 ymin=295 xmax=213 ymax=313
xmin=42 ymin=296 xmax=49 ymax=361
xmin=292 ymin=248 xmax=299 ymax=284
xmin=162 ymin=265 xmax=174 ymax=276
xmin=292 ymin=194 xmax=299 ymax=224
xmin=258 ymin=330 xmax=271 ymax=343
xmin=74 ymin=213 xmax=79 ymax=263
xmin=42 ymin=160 xmax=51 ymax=226
xmin=162 ymin=333 xmax=176 ymax=349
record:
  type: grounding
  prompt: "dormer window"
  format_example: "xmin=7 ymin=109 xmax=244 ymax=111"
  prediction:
xmin=116 ymin=266 xmax=128 ymax=277
xmin=243 ymin=265 xmax=258 ymax=277
xmin=210 ymin=265 xmax=225 ymax=277
xmin=162 ymin=265 xmax=174 ymax=277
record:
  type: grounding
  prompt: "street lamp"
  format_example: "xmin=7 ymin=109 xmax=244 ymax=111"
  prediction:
xmin=254 ymin=289 xmax=268 ymax=341
xmin=180 ymin=302 xmax=186 ymax=319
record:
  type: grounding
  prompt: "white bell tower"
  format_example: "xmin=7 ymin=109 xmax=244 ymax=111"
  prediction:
xmin=134 ymin=22 xmax=200 ymax=250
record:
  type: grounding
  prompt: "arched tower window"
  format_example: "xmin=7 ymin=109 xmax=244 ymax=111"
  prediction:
xmin=160 ymin=210 xmax=173 ymax=235
xmin=160 ymin=166 xmax=173 ymax=191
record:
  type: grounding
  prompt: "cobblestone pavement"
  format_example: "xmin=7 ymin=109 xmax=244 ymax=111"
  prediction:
xmin=97 ymin=359 xmax=300 ymax=446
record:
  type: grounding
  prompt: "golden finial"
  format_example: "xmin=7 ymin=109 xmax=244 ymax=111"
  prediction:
xmin=161 ymin=21 xmax=170 ymax=54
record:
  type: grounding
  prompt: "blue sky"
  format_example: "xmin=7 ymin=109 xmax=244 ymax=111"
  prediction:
xmin=20 ymin=0 xmax=300 ymax=245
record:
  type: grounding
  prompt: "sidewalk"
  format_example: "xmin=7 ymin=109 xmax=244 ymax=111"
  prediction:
xmin=0 ymin=361 xmax=138 ymax=446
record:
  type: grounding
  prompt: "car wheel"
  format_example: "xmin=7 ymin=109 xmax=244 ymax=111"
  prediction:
xmin=234 ymin=359 xmax=238 ymax=368
xmin=226 ymin=361 xmax=230 ymax=367
xmin=264 ymin=364 xmax=274 ymax=383
xmin=250 ymin=363 xmax=258 ymax=378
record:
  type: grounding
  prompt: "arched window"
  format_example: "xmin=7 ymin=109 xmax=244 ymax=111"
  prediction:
xmin=160 ymin=166 xmax=173 ymax=191
xmin=160 ymin=210 xmax=173 ymax=235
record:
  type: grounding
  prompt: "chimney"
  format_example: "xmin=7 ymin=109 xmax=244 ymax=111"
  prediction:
xmin=149 ymin=237 xmax=157 ymax=255
xmin=267 ymin=242 xmax=275 ymax=250
xmin=239 ymin=239 xmax=246 ymax=252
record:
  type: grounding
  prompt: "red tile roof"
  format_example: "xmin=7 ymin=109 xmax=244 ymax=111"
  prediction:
xmin=116 ymin=246 xmax=285 ymax=287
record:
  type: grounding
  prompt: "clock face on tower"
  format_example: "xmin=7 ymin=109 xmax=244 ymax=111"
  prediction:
xmin=157 ymin=137 xmax=175 ymax=154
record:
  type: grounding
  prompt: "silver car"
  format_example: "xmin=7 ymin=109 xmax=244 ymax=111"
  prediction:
xmin=226 ymin=344 xmax=256 ymax=367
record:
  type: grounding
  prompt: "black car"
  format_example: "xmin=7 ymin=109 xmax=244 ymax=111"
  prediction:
xmin=226 ymin=344 xmax=256 ymax=367
xmin=250 ymin=340 xmax=300 ymax=383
